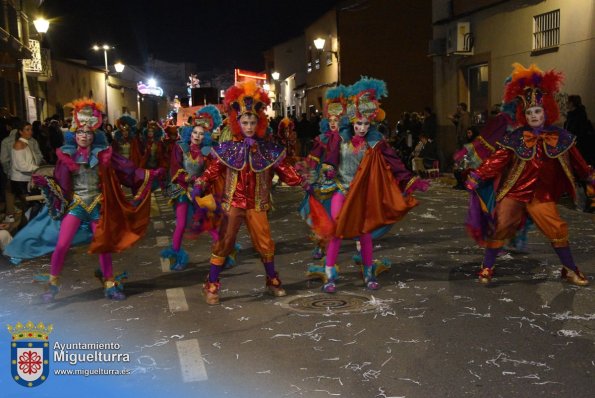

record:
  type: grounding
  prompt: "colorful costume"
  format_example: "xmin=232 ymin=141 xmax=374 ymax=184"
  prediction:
xmin=162 ymin=119 xmax=180 ymax=166
xmin=301 ymin=86 xmax=346 ymax=260
xmin=135 ymin=121 xmax=167 ymax=169
xmin=111 ymin=115 xmax=138 ymax=160
xmin=307 ymin=77 xmax=427 ymax=292
xmin=194 ymin=81 xmax=304 ymax=305
xmin=275 ymin=118 xmax=298 ymax=164
xmin=18 ymin=99 xmax=164 ymax=301
xmin=160 ymin=106 xmax=224 ymax=271
xmin=466 ymin=64 xmax=594 ymax=286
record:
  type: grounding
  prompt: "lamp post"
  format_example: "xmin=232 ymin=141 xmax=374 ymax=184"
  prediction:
xmin=92 ymin=44 xmax=113 ymax=123
xmin=33 ymin=17 xmax=49 ymax=44
xmin=31 ymin=17 xmax=50 ymax=121
xmin=271 ymin=71 xmax=281 ymax=117
xmin=313 ymin=37 xmax=340 ymax=83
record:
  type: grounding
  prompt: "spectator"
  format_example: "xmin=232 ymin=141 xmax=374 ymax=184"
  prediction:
xmin=296 ymin=113 xmax=309 ymax=157
xmin=421 ymin=106 xmax=437 ymax=139
xmin=448 ymin=102 xmax=471 ymax=148
xmin=411 ymin=133 xmax=438 ymax=174
xmin=10 ymin=121 xmax=43 ymax=217
xmin=104 ymin=123 xmax=114 ymax=144
xmin=33 ymin=120 xmax=52 ymax=164
xmin=564 ymin=95 xmax=594 ymax=166
xmin=47 ymin=120 xmax=64 ymax=164
xmin=1 ymin=117 xmax=21 ymax=223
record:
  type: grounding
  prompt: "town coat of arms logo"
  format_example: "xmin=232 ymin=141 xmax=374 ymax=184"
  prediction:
xmin=7 ymin=321 xmax=53 ymax=387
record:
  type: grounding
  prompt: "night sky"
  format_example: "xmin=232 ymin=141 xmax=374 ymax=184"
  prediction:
xmin=40 ymin=0 xmax=339 ymax=71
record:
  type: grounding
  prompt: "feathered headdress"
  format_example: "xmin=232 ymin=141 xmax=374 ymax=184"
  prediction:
xmin=142 ymin=120 xmax=164 ymax=140
xmin=345 ymin=77 xmax=388 ymax=123
xmin=503 ymin=63 xmax=564 ymax=125
xmin=193 ymin=105 xmax=223 ymax=133
xmin=277 ymin=117 xmax=295 ymax=135
xmin=324 ymin=85 xmax=347 ymax=119
xmin=68 ymin=98 xmax=103 ymax=131
xmin=115 ymin=115 xmax=137 ymax=131
xmin=224 ymin=80 xmax=270 ymax=138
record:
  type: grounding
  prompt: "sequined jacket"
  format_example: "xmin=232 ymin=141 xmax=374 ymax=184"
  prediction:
xmin=474 ymin=126 xmax=592 ymax=203
xmin=197 ymin=139 xmax=302 ymax=211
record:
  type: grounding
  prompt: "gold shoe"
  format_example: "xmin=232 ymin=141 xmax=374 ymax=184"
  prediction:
xmin=478 ymin=266 xmax=494 ymax=285
xmin=202 ymin=280 xmax=221 ymax=305
xmin=266 ymin=274 xmax=287 ymax=297
xmin=561 ymin=266 xmax=589 ymax=286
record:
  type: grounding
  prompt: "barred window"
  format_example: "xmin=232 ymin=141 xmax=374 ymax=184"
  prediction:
xmin=533 ymin=10 xmax=560 ymax=50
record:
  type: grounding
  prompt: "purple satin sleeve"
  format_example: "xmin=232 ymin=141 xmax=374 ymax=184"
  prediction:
xmin=309 ymin=137 xmax=324 ymax=164
xmin=322 ymin=132 xmax=341 ymax=167
xmin=378 ymin=140 xmax=415 ymax=190
xmin=53 ymin=158 xmax=73 ymax=202
xmin=171 ymin=144 xmax=184 ymax=178
xmin=110 ymin=151 xmax=147 ymax=189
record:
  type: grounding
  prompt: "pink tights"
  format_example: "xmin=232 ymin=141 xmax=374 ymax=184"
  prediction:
xmin=50 ymin=214 xmax=113 ymax=279
xmin=325 ymin=192 xmax=373 ymax=268
xmin=172 ymin=201 xmax=219 ymax=251
xmin=172 ymin=202 xmax=188 ymax=251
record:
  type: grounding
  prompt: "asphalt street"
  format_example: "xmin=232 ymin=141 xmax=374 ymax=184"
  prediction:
xmin=0 ymin=179 xmax=593 ymax=398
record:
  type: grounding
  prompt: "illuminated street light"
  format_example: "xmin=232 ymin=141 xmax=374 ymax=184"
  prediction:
xmin=92 ymin=43 xmax=115 ymax=122
xmin=114 ymin=62 xmax=125 ymax=73
xmin=271 ymin=71 xmax=280 ymax=81
xmin=33 ymin=18 xmax=50 ymax=34
xmin=313 ymin=38 xmax=326 ymax=51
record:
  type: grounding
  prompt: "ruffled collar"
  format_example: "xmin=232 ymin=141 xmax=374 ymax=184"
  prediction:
xmin=212 ymin=139 xmax=286 ymax=171
xmin=499 ymin=125 xmax=576 ymax=160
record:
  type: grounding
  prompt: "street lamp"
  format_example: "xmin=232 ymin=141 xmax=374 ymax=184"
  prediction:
xmin=313 ymin=37 xmax=339 ymax=61
xmin=313 ymin=38 xmax=326 ymax=51
xmin=114 ymin=62 xmax=125 ymax=73
xmin=92 ymin=44 xmax=114 ymax=123
xmin=313 ymin=37 xmax=340 ymax=83
xmin=271 ymin=71 xmax=281 ymax=117
xmin=33 ymin=17 xmax=50 ymax=42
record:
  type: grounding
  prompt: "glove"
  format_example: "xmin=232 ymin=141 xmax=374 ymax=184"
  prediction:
xmin=32 ymin=174 xmax=48 ymax=187
xmin=405 ymin=178 xmax=430 ymax=195
xmin=191 ymin=185 xmax=203 ymax=203
xmin=465 ymin=171 xmax=481 ymax=191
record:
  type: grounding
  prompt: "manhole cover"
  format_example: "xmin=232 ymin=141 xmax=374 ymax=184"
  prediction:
xmin=283 ymin=293 xmax=372 ymax=314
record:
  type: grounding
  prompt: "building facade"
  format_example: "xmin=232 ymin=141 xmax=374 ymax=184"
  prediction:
xmin=431 ymin=0 xmax=595 ymax=167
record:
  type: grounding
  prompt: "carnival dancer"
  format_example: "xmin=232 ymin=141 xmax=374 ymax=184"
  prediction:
xmin=300 ymin=86 xmax=346 ymax=260
xmin=111 ymin=115 xmax=138 ymax=160
xmin=455 ymin=101 xmax=533 ymax=253
xmin=312 ymin=77 xmax=428 ymax=293
xmin=27 ymin=99 xmax=165 ymax=301
xmin=193 ymin=81 xmax=306 ymax=305
xmin=466 ymin=64 xmax=594 ymax=286
xmin=160 ymin=106 xmax=224 ymax=271
xmin=275 ymin=117 xmax=299 ymax=164
xmin=162 ymin=118 xmax=180 ymax=165
xmin=135 ymin=120 xmax=167 ymax=170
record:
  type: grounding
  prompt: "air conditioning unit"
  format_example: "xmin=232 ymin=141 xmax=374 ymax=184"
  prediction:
xmin=447 ymin=22 xmax=474 ymax=55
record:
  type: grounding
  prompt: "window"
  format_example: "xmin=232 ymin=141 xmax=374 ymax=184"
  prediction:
xmin=533 ymin=10 xmax=560 ymax=51
xmin=466 ymin=64 xmax=489 ymax=126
